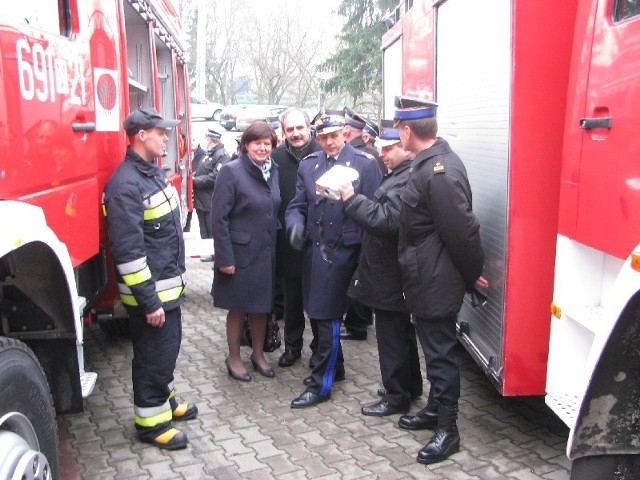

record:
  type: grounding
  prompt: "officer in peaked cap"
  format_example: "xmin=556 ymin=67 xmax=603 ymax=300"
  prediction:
xmin=339 ymin=107 xmax=383 ymax=343
xmin=393 ymin=94 xmax=488 ymax=466
xmin=192 ymin=127 xmax=230 ymax=239
xmin=285 ymin=107 xmax=382 ymax=408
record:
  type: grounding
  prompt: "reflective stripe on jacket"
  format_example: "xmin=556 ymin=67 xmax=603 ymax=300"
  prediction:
xmin=103 ymin=148 xmax=186 ymax=313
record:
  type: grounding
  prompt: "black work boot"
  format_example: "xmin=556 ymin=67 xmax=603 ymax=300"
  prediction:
xmin=398 ymin=386 xmax=437 ymax=430
xmin=416 ymin=403 xmax=460 ymax=465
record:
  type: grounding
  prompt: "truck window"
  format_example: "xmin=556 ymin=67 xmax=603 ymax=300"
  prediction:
xmin=0 ymin=0 xmax=67 ymax=35
xmin=614 ymin=0 xmax=640 ymax=21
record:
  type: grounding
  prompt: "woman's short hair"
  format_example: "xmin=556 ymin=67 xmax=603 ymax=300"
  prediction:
xmin=240 ymin=122 xmax=278 ymax=153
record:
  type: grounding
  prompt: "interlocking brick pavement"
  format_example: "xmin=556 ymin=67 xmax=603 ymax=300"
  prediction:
xmin=59 ymin=254 xmax=571 ymax=479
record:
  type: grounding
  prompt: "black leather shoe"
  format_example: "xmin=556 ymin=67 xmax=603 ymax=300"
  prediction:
xmin=339 ymin=329 xmax=367 ymax=341
xmin=416 ymin=426 xmax=460 ymax=464
xmin=361 ymin=400 xmax=409 ymax=417
xmin=278 ymin=350 xmax=301 ymax=367
xmin=172 ymin=402 xmax=198 ymax=421
xmin=250 ymin=354 xmax=275 ymax=378
xmin=377 ymin=388 xmax=422 ymax=400
xmin=304 ymin=368 xmax=345 ymax=385
xmin=225 ymin=357 xmax=252 ymax=382
xmin=291 ymin=391 xmax=329 ymax=409
xmin=398 ymin=410 xmax=438 ymax=431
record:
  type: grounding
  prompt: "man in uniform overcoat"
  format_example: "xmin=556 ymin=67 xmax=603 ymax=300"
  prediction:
xmin=286 ymin=109 xmax=382 ymax=408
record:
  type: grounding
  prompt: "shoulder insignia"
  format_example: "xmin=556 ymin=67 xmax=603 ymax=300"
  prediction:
xmin=433 ymin=161 xmax=445 ymax=174
xmin=302 ymin=152 xmax=320 ymax=161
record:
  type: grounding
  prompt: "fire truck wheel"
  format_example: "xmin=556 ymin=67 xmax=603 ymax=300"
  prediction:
xmin=570 ymin=454 xmax=640 ymax=479
xmin=212 ymin=109 xmax=222 ymax=121
xmin=0 ymin=337 xmax=59 ymax=480
xmin=98 ymin=316 xmax=130 ymax=337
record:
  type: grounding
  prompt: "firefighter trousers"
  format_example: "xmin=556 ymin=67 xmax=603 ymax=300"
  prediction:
xmin=129 ymin=306 xmax=182 ymax=440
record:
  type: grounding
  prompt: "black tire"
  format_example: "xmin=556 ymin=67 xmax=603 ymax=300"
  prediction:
xmin=98 ymin=315 xmax=130 ymax=337
xmin=0 ymin=337 xmax=59 ymax=480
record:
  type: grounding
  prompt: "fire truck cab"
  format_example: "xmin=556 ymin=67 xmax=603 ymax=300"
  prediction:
xmin=382 ymin=0 xmax=640 ymax=477
xmin=0 ymin=1 xmax=192 ymax=478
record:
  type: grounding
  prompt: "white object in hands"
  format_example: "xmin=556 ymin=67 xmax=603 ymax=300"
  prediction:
xmin=315 ymin=165 xmax=360 ymax=200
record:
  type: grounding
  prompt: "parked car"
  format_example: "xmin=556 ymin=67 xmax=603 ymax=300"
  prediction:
xmin=219 ymin=104 xmax=249 ymax=131
xmin=190 ymin=94 xmax=224 ymax=120
xmin=235 ymin=104 xmax=288 ymax=131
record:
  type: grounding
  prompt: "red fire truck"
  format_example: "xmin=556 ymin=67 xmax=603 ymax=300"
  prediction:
xmin=0 ymin=0 xmax=192 ymax=478
xmin=383 ymin=0 xmax=640 ymax=476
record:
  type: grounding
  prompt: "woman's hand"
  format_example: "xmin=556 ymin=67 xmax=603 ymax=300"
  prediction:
xmin=220 ymin=265 xmax=236 ymax=275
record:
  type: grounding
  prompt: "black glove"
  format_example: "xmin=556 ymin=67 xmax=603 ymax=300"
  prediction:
xmin=289 ymin=224 xmax=307 ymax=251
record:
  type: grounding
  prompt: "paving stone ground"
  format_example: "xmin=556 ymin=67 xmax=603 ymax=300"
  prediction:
xmin=59 ymin=252 xmax=571 ymax=480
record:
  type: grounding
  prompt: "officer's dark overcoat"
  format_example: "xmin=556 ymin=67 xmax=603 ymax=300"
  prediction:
xmin=285 ymin=142 xmax=382 ymax=319
xmin=344 ymin=159 xmax=412 ymax=313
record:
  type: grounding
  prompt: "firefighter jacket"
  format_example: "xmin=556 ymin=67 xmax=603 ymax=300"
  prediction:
xmin=103 ymin=147 xmax=186 ymax=314
xmin=398 ymin=138 xmax=484 ymax=319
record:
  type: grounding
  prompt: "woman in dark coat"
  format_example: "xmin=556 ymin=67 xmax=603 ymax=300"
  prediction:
xmin=211 ymin=123 xmax=281 ymax=381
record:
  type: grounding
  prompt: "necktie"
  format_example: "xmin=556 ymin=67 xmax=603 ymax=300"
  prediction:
xmin=327 ymin=156 xmax=336 ymax=168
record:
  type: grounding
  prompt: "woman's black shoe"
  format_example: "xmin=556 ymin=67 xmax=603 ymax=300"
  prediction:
xmin=250 ymin=354 xmax=275 ymax=378
xmin=225 ymin=357 xmax=252 ymax=382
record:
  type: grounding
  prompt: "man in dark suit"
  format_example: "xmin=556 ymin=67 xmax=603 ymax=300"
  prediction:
xmin=272 ymin=108 xmax=322 ymax=368
xmin=286 ymin=109 xmax=382 ymax=408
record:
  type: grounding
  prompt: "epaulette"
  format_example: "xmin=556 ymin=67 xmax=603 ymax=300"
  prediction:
xmin=301 ymin=151 xmax=321 ymax=162
xmin=433 ymin=161 xmax=445 ymax=174
xmin=354 ymin=150 xmax=374 ymax=161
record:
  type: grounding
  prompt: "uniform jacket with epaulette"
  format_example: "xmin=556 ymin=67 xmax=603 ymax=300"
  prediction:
xmin=103 ymin=148 xmax=186 ymax=314
xmin=398 ymin=137 xmax=484 ymax=319
xmin=193 ymin=143 xmax=229 ymax=212
xmin=285 ymin=141 xmax=382 ymax=319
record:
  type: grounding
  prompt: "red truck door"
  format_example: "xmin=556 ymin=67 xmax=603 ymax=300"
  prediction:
xmin=571 ymin=3 xmax=640 ymax=260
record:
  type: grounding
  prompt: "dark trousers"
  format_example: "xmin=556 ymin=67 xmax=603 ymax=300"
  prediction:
xmin=281 ymin=276 xmax=306 ymax=353
xmin=343 ymin=297 xmax=372 ymax=336
xmin=414 ymin=315 xmax=460 ymax=407
xmin=129 ymin=307 xmax=182 ymax=440
xmin=305 ymin=318 xmax=344 ymax=397
xmin=375 ymin=309 xmax=422 ymax=409
xmin=196 ymin=208 xmax=212 ymax=239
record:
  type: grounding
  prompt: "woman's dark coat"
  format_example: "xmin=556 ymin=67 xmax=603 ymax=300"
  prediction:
xmin=210 ymin=153 xmax=281 ymax=312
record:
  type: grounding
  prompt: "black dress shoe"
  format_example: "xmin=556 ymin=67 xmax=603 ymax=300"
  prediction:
xmin=377 ymin=387 xmax=422 ymax=400
xmin=291 ymin=391 xmax=329 ymax=409
xmin=303 ymin=368 xmax=345 ymax=385
xmin=339 ymin=329 xmax=367 ymax=341
xmin=278 ymin=350 xmax=301 ymax=367
xmin=225 ymin=357 xmax=252 ymax=382
xmin=250 ymin=354 xmax=275 ymax=378
xmin=398 ymin=410 xmax=438 ymax=430
xmin=361 ymin=400 xmax=409 ymax=417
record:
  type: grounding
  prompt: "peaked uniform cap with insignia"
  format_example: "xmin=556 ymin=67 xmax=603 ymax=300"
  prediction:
xmin=205 ymin=128 xmax=222 ymax=140
xmin=344 ymin=106 xmax=366 ymax=130
xmin=393 ymin=96 xmax=438 ymax=121
xmin=312 ymin=108 xmax=345 ymax=135
xmin=363 ymin=118 xmax=379 ymax=138
xmin=375 ymin=119 xmax=401 ymax=148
